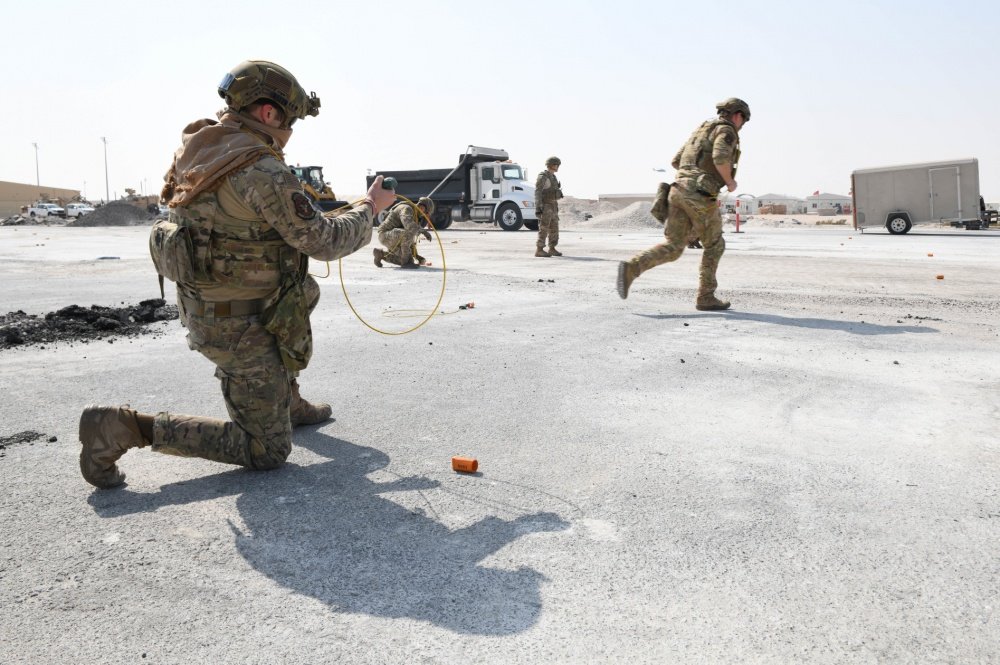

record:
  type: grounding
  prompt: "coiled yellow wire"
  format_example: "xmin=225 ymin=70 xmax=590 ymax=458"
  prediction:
xmin=312 ymin=193 xmax=447 ymax=335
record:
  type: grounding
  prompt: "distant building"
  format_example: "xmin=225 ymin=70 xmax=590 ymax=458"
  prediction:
xmin=0 ymin=181 xmax=82 ymax=217
xmin=805 ymin=192 xmax=852 ymax=214
xmin=755 ymin=193 xmax=807 ymax=214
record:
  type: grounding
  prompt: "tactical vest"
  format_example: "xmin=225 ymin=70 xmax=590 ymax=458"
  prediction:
xmin=537 ymin=171 xmax=562 ymax=206
xmin=150 ymin=177 xmax=304 ymax=300
xmin=675 ymin=118 xmax=740 ymax=197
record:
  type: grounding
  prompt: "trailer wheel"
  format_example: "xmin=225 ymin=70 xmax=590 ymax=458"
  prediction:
xmin=886 ymin=215 xmax=911 ymax=235
xmin=523 ymin=220 xmax=539 ymax=231
xmin=496 ymin=203 xmax=523 ymax=231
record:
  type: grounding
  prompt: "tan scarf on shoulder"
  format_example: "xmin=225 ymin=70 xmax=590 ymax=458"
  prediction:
xmin=161 ymin=110 xmax=293 ymax=207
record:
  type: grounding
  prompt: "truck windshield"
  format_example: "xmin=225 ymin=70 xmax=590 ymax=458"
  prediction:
xmin=502 ymin=165 xmax=524 ymax=180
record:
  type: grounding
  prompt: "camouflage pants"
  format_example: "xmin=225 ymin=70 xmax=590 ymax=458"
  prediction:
xmin=537 ymin=211 xmax=559 ymax=249
xmin=628 ymin=186 xmax=725 ymax=299
xmin=378 ymin=228 xmax=416 ymax=265
xmin=151 ymin=276 xmax=321 ymax=470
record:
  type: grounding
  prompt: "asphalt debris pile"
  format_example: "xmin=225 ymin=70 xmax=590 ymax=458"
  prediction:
xmin=0 ymin=299 xmax=178 ymax=350
xmin=67 ymin=201 xmax=157 ymax=227
xmin=1 ymin=214 xmax=65 ymax=227
xmin=0 ymin=431 xmax=56 ymax=458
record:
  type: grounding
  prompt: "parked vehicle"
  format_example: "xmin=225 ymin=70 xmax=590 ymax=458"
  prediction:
xmin=65 ymin=203 xmax=95 ymax=218
xmin=289 ymin=165 xmax=347 ymax=213
xmin=851 ymin=158 xmax=985 ymax=234
xmin=366 ymin=146 xmax=538 ymax=231
xmin=27 ymin=202 xmax=66 ymax=218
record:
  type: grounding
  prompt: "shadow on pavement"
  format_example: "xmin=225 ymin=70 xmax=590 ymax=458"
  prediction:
xmin=88 ymin=433 xmax=568 ymax=635
xmin=636 ymin=311 xmax=939 ymax=335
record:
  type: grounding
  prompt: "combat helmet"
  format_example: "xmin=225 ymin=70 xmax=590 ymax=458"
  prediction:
xmin=218 ymin=61 xmax=320 ymax=127
xmin=716 ymin=97 xmax=750 ymax=121
xmin=545 ymin=156 xmax=561 ymax=167
xmin=416 ymin=197 xmax=436 ymax=216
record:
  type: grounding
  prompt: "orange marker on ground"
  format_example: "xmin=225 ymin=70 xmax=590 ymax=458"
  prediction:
xmin=936 ymin=274 xmax=944 ymax=280
xmin=452 ymin=456 xmax=479 ymax=473
xmin=928 ymin=253 xmax=934 ymax=257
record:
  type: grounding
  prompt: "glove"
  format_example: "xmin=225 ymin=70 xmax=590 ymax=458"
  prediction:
xmin=536 ymin=207 xmax=544 ymax=217
xmin=421 ymin=230 xmax=432 ymax=241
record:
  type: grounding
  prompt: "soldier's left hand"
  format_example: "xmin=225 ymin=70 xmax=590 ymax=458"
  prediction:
xmin=421 ymin=230 xmax=433 ymax=241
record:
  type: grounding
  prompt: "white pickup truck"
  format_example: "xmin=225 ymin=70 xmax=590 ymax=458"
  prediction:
xmin=26 ymin=202 xmax=66 ymax=218
xmin=66 ymin=203 xmax=95 ymax=218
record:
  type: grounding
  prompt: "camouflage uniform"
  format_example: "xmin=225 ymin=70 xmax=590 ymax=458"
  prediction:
xmin=534 ymin=169 xmax=562 ymax=252
xmin=622 ymin=117 xmax=740 ymax=304
xmin=377 ymin=203 xmax=422 ymax=266
xmin=153 ymin=154 xmax=373 ymax=469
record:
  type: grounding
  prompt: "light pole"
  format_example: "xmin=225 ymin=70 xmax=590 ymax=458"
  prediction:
xmin=101 ymin=137 xmax=109 ymax=202
xmin=32 ymin=142 xmax=39 ymax=186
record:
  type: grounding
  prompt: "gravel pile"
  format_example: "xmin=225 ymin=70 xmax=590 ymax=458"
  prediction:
xmin=558 ymin=197 xmax=625 ymax=224
xmin=573 ymin=201 xmax=661 ymax=230
xmin=0 ymin=299 xmax=178 ymax=350
xmin=67 ymin=201 xmax=156 ymax=227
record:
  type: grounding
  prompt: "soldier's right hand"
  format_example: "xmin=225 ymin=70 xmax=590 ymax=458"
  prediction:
xmin=726 ymin=180 xmax=738 ymax=193
xmin=366 ymin=175 xmax=397 ymax=214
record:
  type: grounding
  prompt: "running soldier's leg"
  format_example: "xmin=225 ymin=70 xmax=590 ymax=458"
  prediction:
xmin=629 ymin=187 xmax=692 ymax=275
xmin=152 ymin=315 xmax=293 ymax=470
xmin=696 ymin=204 xmax=726 ymax=301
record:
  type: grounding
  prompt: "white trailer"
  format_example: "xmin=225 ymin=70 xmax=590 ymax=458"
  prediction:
xmin=851 ymin=158 xmax=984 ymax=234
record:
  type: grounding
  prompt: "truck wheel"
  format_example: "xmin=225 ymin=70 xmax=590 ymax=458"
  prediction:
xmin=886 ymin=215 xmax=911 ymax=235
xmin=431 ymin=214 xmax=452 ymax=230
xmin=523 ymin=220 xmax=539 ymax=231
xmin=496 ymin=203 xmax=523 ymax=231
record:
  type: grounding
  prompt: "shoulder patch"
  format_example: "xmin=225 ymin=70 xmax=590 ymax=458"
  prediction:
xmin=291 ymin=192 xmax=316 ymax=220
xmin=724 ymin=133 xmax=735 ymax=145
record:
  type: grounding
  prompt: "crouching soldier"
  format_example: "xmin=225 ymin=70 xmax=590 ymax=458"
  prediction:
xmin=373 ymin=197 xmax=435 ymax=269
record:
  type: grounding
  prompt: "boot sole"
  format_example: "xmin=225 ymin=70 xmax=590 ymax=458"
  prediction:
xmin=617 ymin=262 xmax=630 ymax=299
xmin=695 ymin=303 xmax=731 ymax=311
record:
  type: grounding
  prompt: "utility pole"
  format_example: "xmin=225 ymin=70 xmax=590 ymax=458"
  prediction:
xmin=32 ymin=143 xmax=39 ymax=186
xmin=101 ymin=137 xmax=109 ymax=202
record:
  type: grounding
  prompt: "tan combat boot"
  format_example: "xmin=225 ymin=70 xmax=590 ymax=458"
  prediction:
xmin=290 ymin=380 xmax=333 ymax=427
xmin=547 ymin=247 xmax=563 ymax=256
xmin=79 ymin=405 xmax=148 ymax=489
xmin=373 ymin=248 xmax=384 ymax=267
xmin=617 ymin=261 xmax=639 ymax=299
xmin=535 ymin=248 xmax=550 ymax=257
xmin=695 ymin=295 xmax=731 ymax=311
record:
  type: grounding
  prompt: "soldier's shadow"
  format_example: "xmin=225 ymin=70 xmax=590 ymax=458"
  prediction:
xmin=89 ymin=433 xmax=568 ymax=635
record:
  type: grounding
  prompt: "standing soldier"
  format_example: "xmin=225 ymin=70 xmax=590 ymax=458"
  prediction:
xmin=77 ymin=60 xmax=396 ymax=489
xmin=617 ymin=98 xmax=750 ymax=310
xmin=373 ymin=197 xmax=435 ymax=269
xmin=534 ymin=156 xmax=564 ymax=257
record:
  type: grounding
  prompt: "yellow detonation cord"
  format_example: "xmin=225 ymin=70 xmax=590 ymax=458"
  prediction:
xmin=311 ymin=194 xmax=446 ymax=336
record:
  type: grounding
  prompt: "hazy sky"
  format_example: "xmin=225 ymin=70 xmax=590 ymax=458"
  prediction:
xmin=3 ymin=0 xmax=998 ymax=202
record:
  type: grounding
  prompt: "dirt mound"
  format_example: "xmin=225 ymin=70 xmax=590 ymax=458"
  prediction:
xmin=0 ymin=299 xmax=178 ymax=350
xmin=67 ymin=201 xmax=156 ymax=227
xmin=558 ymin=197 xmax=625 ymax=224
xmin=574 ymin=201 xmax=661 ymax=230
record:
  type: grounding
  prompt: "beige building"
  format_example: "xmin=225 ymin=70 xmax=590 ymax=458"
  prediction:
xmin=0 ymin=180 xmax=82 ymax=217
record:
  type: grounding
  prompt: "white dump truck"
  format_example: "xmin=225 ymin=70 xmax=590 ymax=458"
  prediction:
xmin=851 ymin=158 xmax=987 ymax=234
xmin=366 ymin=146 xmax=538 ymax=231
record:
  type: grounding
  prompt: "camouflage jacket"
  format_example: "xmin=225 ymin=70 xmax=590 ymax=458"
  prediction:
xmin=171 ymin=155 xmax=373 ymax=303
xmin=671 ymin=118 xmax=740 ymax=197
xmin=534 ymin=170 xmax=563 ymax=212
xmin=378 ymin=203 xmax=422 ymax=237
